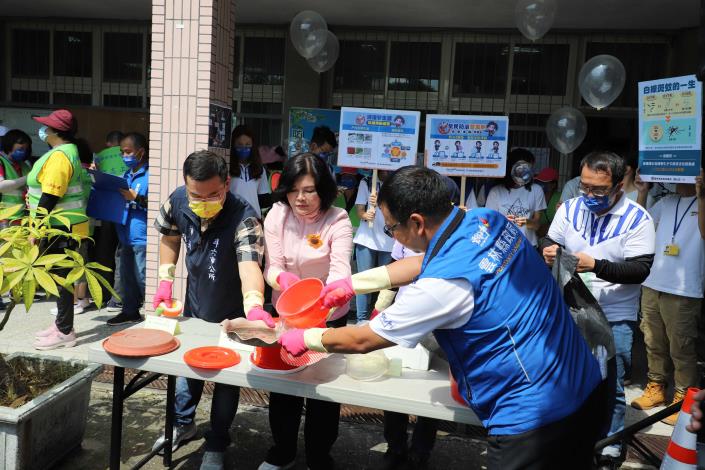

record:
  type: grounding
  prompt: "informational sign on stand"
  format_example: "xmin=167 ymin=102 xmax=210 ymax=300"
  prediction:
xmin=638 ymin=74 xmax=702 ymax=183
xmin=288 ymin=107 xmax=341 ymax=158
xmin=424 ymin=114 xmax=508 ymax=178
xmin=337 ymin=107 xmax=420 ymax=170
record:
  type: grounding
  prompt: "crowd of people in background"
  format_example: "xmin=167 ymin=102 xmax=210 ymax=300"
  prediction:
xmin=1 ymin=111 xmax=703 ymax=470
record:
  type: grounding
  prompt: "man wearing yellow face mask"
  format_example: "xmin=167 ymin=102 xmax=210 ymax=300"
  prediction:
xmin=152 ymin=150 xmax=266 ymax=470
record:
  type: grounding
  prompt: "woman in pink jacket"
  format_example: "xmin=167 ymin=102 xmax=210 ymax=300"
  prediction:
xmin=256 ymin=152 xmax=353 ymax=470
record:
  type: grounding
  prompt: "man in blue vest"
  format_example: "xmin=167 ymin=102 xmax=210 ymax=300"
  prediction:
xmin=277 ymin=166 xmax=607 ymax=469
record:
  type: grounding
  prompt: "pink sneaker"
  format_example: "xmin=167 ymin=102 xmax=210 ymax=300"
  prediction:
xmin=34 ymin=329 xmax=77 ymax=350
xmin=35 ymin=323 xmax=60 ymax=338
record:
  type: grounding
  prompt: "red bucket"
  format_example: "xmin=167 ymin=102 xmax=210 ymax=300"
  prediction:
xmin=275 ymin=278 xmax=329 ymax=328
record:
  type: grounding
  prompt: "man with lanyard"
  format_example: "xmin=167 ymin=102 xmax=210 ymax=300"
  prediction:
xmin=630 ymin=169 xmax=705 ymax=425
xmin=273 ymin=166 xmax=606 ymax=469
xmin=541 ymin=151 xmax=655 ymax=469
xmin=152 ymin=150 xmax=266 ymax=470
xmin=29 ymin=110 xmax=89 ymax=350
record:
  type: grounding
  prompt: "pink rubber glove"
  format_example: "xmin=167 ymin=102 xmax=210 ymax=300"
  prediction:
xmin=278 ymin=328 xmax=308 ymax=357
xmin=319 ymin=277 xmax=354 ymax=309
xmin=152 ymin=280 xmax=174 ymax=310
xmin=277 ymin=272 xmax=301 ymax=291
xmin=247 ymin=307 xmax=275 ymax=328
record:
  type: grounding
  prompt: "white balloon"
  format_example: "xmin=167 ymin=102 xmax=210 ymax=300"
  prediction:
xmin=579 ymin=54 xmax=626 ymax=110
xmin=514 ymin=0 xmax=557 ymax=41
xmin=290 ymin=10 xmax=328 ymax=59
xmin=546 ymin=107 xmax=587 ymax=154
xmin=307 ymin=31 xmax=339 ymax=73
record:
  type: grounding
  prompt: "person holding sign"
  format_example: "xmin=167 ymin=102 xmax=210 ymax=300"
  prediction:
xmin=106 ymin=132 xmax=149 ymax=326
xmin=353 ymin=170 xmax=394 ymax=323
xmin=94 ymin=130 xmax=128 ymax=176
xmin=278 ymin=166 xmax=607 ymax=469
xmin=151 ymin=151 xmax=266 ymax=470
xmin=630 ymin=169 xmax=705 ymax=426
xmin=485 ymin=149 xmax=546 ymax=247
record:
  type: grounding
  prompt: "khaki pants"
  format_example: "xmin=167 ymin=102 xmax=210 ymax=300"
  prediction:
xmin=641 ymin=286 xmax=701 ymax=391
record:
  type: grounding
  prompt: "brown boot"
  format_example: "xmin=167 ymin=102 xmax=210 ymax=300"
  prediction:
xmin=630 ymin=382 xmax=666 ymax=410
xmin=661 ymin=390 xmax=686 ymax=426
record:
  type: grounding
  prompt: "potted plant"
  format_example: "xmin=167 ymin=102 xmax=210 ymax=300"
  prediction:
xmin=0 ymin=205 xmax=117 ymax=469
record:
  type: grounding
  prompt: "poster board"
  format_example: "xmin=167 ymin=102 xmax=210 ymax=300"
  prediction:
xmin=424 ymin=114 xmax=508 ymax=178
xmin=208 ymin=104 xmax=232 ymax=149
xmin=337 ymin=107 xmax=420 ymax=170
xmin=638 ymin=75 xmax=702 ymax=183
xmin=288 ymin=107 xmax=341 ymax=157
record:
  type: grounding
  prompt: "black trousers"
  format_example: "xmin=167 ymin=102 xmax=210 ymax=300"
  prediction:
xmin=486 ymin=378 xmax=609 ymax=470
xmin=265 ymin=313 xmax=347 ymax=469
xmin=92 ymin=222 xmax=119 ymax=299
xmin=41 ymin=235 xmax=77 ymax=335
xmin=384 ymin=412 xmax=439 ymax=460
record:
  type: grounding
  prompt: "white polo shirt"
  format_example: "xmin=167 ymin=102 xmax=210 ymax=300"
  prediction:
xmin=643 ymin=195 xmax=705 ymax=299
xmin=229 ymin=164 xmax=270 ymax=218
xmin=548 ymin=194 xmax=655 ymax=322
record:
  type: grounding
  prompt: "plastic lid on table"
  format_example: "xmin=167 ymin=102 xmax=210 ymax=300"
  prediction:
xmin=103 ymin=328 xmax=180 ymax=357
xmin=183 ymin=346 xmax=241 ymax=370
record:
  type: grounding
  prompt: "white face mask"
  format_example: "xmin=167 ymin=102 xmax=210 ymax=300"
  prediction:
xmin=38 ymin=126 xmax=50 ymax=143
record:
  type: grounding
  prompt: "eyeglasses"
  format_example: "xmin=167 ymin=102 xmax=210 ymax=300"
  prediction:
xmin=383 ymin=222 xmax=402 ymax=238
xmin=578 ymin=183 xmax=613 ymax=198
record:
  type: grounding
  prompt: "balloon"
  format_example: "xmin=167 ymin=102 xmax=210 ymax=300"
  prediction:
xmin=290 ymin=10 xmax=328 ymax=59
xmin=578 ymin=54 xmax=626 ymax=110
xmin=514 ymin=0 xmax=557 ymax=41
xmin=307 ymin=31 xmax=339 ymax=73
xmin=546 ymin=107 xmax=587 ymax=154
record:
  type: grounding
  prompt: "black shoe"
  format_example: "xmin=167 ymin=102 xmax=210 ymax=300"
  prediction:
xmin=407 ymin=454 xmax=429 ymax=470
xmin=107 ymin=312 xmax=142 ymax=326
xmin=596 ymin=455 xmax=621 ymax=470
xmin=379 ymin=451 xmax=407 ymax=470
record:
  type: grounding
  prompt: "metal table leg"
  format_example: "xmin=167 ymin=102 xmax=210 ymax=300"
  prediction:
xmin=110 ymin=367 xmax=125 ymax=470
xmin=163 ymin=375 xmax=176 ymax=467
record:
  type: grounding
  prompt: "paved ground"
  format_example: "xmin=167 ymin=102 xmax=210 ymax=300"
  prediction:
xmin=0 ymin=297 xmax=674 ymax=469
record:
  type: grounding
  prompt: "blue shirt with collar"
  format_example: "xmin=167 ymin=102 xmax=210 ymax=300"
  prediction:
xmin=116 ymin=165 xmax=149 ymax=246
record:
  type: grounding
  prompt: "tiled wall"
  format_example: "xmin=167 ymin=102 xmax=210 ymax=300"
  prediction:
xmin=146 ymin=0 xmax=235 ymax=308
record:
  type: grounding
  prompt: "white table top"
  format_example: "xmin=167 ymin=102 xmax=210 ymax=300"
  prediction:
xmin=87 ymin=318 xmax=480 ymax=425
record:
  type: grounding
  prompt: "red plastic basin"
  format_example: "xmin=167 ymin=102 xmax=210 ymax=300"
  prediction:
xmin=275 ymin=278 xmax=329 ymax=328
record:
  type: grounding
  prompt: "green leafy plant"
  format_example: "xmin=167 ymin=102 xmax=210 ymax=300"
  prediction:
xmin=0 ymin=205 xmax=118 ymax=332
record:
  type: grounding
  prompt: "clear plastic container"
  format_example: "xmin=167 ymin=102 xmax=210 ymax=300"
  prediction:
xmin=345 ymin=350 xmax=389 ymax=381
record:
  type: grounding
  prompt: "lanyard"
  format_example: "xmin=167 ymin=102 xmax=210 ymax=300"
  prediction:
xmin=672 ymin=197 xmax=696 ymax=242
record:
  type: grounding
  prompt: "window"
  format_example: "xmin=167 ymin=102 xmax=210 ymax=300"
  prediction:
xmin=388 ymin=42 xmax=441 ymax=92
xmin=243 ymin=37 xmax=284 ymax=85
xmin=511 ymin=44 xmax=569 ymax=95
xmin=585 ymin=42 xmax=669 ymax=108
xmin=54 ymin=92 xmax=92 ymax=105
xmin=12 ymin=29 xmax=50 ymax=78
xmin=103 ymin=94 xmax=143 ymax=108
xmin=334 ymin=41 xmax=386 ymax=92
xmin=11 ymin=90 xmax=50 ymax=104
xmin=239 ymin=101 xmax=282 ymax=146
xmin=54 ymin=31 xmax=92 ymax=77
xmin=103 ymin=32 xmax=143 ymax=82
xmin=453 ymin=43 xmax=509 ymax=97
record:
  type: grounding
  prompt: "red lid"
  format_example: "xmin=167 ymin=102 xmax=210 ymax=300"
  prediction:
xmin=183 ymin=346 xmax=241 ymax=369
xmin=103 ymin=329 xmax=180 ymax=357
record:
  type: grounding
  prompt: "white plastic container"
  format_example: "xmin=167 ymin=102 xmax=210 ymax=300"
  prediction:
xmin=383 ymin=344 xmax=431 ymax=371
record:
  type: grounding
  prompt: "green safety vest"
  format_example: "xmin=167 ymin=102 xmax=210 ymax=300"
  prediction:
xmin=0 ymin=156 xmax=31 ymax=219
xmin=26 ymin=143 xmax=87 ymax=225
xmin=95 ymin=146 xmax=128 ymax=176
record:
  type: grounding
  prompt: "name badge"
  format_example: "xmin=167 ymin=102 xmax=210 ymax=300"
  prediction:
xmin=664 ymin=244 xmax=680 ymax=256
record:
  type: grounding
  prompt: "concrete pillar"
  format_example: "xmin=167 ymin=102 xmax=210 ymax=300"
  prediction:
xmin=146 ymin=0 xmax=235 ymax=307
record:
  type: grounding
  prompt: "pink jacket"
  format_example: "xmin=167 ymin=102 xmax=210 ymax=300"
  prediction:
xmin=264 ymin=202 xmax=353 ymax=320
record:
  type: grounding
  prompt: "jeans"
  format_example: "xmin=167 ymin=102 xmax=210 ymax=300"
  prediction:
xmin=354 ymin=245 xmax=393 ymax=322
xmin=602 ymin=320 xmax=635 ymax=458
xmin=174 ymin=377 xmax=240 ymax=452
xmin=120 ymin=244 xmax=146 ymax=315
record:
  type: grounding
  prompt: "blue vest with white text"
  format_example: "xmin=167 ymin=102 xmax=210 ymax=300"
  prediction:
xmin=422 ymin=207 xmax=601 ymax=435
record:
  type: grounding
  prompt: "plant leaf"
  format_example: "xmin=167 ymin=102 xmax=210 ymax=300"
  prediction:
xmin=33 ymin=268 xmax=59 ymax=297
xmin=85 ymin=262 xmax=112 ymax=272
xmin=23 ymin=278 xmax=35 ymax=312
xmin=65 ymin=267 xmax=84 ymax=285
xmin=50 ymin=273 xmax=74 ymax=294
xmin=84 ymin=270 xmax=102 ymax=308
xmin=64 ymin=249 xmax=84 ymax=264
xmin=2 ymin=269 xmax=28 ymax=294
xmin=93 ymin=270 xmax=121 ymax=302
xmin=35 ymin=254 xmax=68 ymax=266
xmin=0 ymin=258 xmax=28 ymax=272
xmin=28 ymin=244 xmax=39 ymax=263
xmin=48 ymin=214 xmax=71 ymax=229
xmin=0 ymin=204 xmax=24 ymax=221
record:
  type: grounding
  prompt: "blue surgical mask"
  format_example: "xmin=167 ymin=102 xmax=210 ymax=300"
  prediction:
xmin=582 ymin=194 xmax=612 ymax=213
xmin=122 ymin=154 xmax=139 ymax=169
xmin=38 ymin=126 xmax=49 ymax=143
xmin=234 ymin=146 xmax=252 ymax=160
xmin=9 ymin=148 xmax=28 ymax=162
xmin=317 ymin=151 xmax=331 ymax=162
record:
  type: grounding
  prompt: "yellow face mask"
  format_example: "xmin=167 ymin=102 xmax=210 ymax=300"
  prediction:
xmin=189 ymin=195 xmax=224 ymax=219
